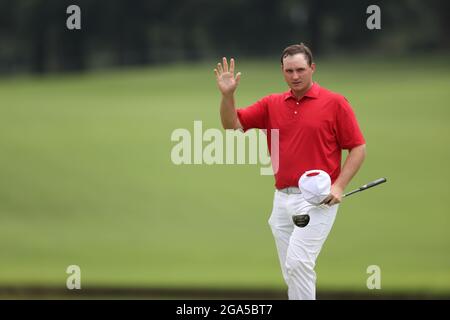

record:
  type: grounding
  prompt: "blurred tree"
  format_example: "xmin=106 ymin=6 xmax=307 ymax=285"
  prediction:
xmin=0 ymin=0 xmax=447 ymax=74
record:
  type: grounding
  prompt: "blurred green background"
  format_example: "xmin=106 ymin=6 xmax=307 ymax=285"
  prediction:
xmin=0 ymin=0 xmax=449 ymax=298
xmin=1 ymin=56 xmax=449 ymax=295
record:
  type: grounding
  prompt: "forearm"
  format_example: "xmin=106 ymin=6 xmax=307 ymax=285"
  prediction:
xmin=220 ymin=94 xmax=239 ymax=129
xmin=334 ymin=144 xmax=366 ymax=190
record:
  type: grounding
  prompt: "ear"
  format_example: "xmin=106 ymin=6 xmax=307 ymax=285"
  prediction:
xmin=311 ymin=63 xmax=316 ymax=73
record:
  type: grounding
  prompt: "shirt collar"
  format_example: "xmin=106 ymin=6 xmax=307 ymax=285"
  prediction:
xmin=284 ymin=82 xmax=320 ymax=101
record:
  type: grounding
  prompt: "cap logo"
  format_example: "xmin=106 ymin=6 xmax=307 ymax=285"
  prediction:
xmin=306 ymin=172 xmax=320 ymax=177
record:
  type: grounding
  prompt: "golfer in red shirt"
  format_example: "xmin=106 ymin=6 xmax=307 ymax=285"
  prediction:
xmin=214 ymin=43 xmax=366 ymax=300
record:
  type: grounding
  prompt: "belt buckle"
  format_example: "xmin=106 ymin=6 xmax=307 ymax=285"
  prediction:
xmin=289 ymin=187 xmax=300 ymax=194
xmin=279 ymin=187 xmax=300 ymax=194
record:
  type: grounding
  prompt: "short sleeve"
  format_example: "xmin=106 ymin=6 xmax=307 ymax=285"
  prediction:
xmin=335 ymin=96 xmax=366 ymax=149
xmin=236 ymin=96 xmax=269 ymax=131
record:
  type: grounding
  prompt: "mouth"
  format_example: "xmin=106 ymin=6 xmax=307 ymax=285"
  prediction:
xmin=292 ymin=81 xmax=302 ymax=85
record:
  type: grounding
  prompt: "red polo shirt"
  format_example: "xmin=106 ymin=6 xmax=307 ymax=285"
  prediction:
xmin=236 ymin=82 xmax=365 ymax=189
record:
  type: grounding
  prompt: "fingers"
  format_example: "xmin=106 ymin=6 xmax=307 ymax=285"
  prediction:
xmin=322 ymin=195 xmax=341 ymax=206
xmin=222 ymin=57 xmax=228 ymax=72
xmin=235 ymin=72 xmax=241 ymax=85
xmin=215 ymin=57 xmax=237 ymax=79
xmin=230 ymin=58 xmax=235 ymax=74
xmin=328 ymin=198 xmax=340 ymax=205
xmin=321 ymin=195 xmax=333 ymax=205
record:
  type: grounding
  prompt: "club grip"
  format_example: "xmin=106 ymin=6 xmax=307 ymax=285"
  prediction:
xmin=360 ymin=178 xmax=387 ymax=190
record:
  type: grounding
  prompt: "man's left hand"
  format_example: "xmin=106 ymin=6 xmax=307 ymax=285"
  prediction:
xmin=321 ymin=184 xmax=344 ymax=206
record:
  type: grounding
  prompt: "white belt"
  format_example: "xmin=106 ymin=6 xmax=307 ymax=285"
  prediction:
xmin=278 ymin=187 xmax=301 ymax=194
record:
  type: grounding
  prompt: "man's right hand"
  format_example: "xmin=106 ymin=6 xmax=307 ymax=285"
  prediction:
xmin=214 ymin=57 xmax=241 ymax=96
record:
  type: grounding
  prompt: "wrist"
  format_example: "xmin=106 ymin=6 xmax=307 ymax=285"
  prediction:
xmin=332 ymin=182 xmax=345 ymax=192
xmin=221 ymin=92 xmax=235 ymax=99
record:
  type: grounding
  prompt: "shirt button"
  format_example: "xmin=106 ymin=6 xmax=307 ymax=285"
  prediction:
xmin=294 ymin=111 xmax=298 ymax=114
xmin=296 ymin=102 xmax=299 ymax=105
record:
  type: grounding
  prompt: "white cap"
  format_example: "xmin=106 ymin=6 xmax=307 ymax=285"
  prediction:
xmin=298 ymin=169 xmax=331 ymax=205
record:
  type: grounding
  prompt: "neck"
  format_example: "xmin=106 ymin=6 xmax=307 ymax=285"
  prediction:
xmin=292 ymin=82 xmax=313 ymax=100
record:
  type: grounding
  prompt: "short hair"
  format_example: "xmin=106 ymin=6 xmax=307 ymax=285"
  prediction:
xmin=280 ymin=43 xmax=313 ymax=66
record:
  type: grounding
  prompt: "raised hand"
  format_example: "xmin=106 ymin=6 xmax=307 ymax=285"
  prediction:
xmin=214 ymin=57 xmax=241 ymax=96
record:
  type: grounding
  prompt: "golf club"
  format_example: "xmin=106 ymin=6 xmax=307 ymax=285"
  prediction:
xmin=293 ymin=177 xmax=387 ymax=227
xmin=343 ymin=177 xmax=387 ymax=198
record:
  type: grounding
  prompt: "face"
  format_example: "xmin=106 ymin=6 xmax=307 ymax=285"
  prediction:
xmin=281 ymin=53 xmax=315 ymax=94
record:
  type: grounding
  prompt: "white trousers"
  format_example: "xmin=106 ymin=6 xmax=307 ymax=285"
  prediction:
xmin=268 ymin=190 xmax=338 ymax=300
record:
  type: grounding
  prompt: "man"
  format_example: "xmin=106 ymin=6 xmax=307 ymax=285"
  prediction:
xmin=213 ymin=43 xmax=366 ymax=300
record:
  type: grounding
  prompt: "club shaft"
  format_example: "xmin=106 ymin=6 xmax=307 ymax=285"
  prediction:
xmin=343 ymin=177 xmax=387 ymax=198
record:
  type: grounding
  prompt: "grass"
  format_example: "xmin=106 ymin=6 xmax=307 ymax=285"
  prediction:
xmin=0 ymin=55 xmax=449 ymax=294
